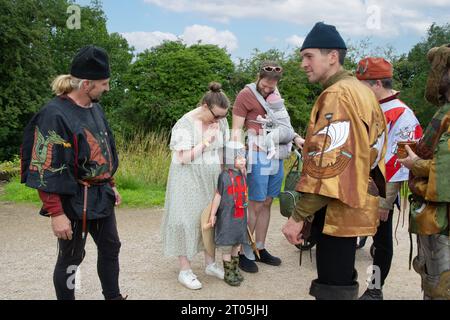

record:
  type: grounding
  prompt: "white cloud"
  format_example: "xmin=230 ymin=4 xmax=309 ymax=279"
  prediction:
xmin=182 ymin=25 xmax=238 ymax=51
xmin=121 ymin=31 xmax=178 ymax=52
xmin=143 ymin=0 xmax=450 ymax=38
xmin=122 ymin=25 xmax=238 ymax=53
xmin=286 ymin=35 xmax=305 ymax=48
xmin=385 ymin=0 xmax=450 ymax=7
xmin=400 ymin=21 xmax=434 ymax=35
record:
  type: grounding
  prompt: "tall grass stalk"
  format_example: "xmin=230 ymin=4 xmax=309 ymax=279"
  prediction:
xmin=114 ymin=130 xmax=171 ymax=190
xmin=1 ymin=131 xmax=172 ymax=208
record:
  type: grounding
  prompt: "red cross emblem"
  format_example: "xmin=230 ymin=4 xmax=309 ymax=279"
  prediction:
xmin=227 ymin=175 xmax=246 ymax=219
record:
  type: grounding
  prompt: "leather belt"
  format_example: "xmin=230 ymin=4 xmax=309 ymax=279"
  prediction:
xmin=77 ymin=179 xmax=109 ymax=239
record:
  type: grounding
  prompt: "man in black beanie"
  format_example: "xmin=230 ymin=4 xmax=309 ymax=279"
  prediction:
xmin=21 ymin=45 xmax=126 ymax=300
xmin=282 ymin=22 xmax=387 ymax=300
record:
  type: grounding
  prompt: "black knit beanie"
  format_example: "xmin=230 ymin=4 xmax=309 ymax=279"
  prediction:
xmin=70 ymin=45 xmax=111 ymax=80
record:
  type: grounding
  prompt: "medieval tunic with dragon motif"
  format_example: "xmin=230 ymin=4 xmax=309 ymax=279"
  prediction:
xmin=20 ymin=96 xmax=119 ymax=220
xmin=294 ymin=71 xmax=387 ymax=237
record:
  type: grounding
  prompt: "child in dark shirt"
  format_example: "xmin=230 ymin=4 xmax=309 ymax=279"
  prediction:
xmin=208 ymin=141 xmax=247 ymax=286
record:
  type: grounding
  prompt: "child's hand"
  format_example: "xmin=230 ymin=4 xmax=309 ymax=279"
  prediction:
xmin=208 ymin=215 xmax=216 ymax=228
xmin=256 ymin=115 xmax=269 ymax=123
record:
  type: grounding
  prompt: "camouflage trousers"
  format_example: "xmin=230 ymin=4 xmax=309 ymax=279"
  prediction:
xmin=413 ymin=234 xmax=450 ymax=300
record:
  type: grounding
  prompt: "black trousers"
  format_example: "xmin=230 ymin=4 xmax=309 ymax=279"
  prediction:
xmin=53 ymin=212 xmax=122 ymax=300
xmin=311 ymin=207 xmax=357 ymax=286
xmin=372 ymin=209 xmax=394 ymax=288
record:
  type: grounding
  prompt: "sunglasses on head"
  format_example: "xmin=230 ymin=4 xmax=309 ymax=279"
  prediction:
xmin=262 ymin=66 xmax=283 ymax=73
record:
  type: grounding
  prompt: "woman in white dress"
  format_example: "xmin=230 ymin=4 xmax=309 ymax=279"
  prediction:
xmin=161 ymin=82 xmax=230 ymax=290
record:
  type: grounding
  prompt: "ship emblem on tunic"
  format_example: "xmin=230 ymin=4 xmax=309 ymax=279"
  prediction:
xmin=303 ymin=120 xmax=353 ymax=179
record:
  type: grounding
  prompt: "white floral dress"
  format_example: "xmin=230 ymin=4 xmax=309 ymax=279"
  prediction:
xmin=161 ymin=111 xmax=229 ymax=260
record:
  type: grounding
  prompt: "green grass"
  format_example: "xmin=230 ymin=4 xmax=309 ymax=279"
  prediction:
xmin=0 ymin=176 xmax=166 ymax=208
xmin=119 ymin=186 xmax=165 ymax=207
xmin=113 ymin=130 xmax=170 ymax=207
xmin=114 ymin=131 xmax=171 ymax=189
xmin=1 ymin=131 xmax=170 ymax=208
xmin=0 ymin=177 xmax=40 ymax=204
xmin=1 ymin=132 xmax=301 ymax=208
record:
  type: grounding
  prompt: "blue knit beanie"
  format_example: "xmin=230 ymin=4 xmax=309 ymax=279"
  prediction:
xmin=300 ymin=22 xmax=347 ymax=51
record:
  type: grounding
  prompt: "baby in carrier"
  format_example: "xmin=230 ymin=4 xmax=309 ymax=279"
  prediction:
xmin=256 ymin=90 xmax=293 ymax=159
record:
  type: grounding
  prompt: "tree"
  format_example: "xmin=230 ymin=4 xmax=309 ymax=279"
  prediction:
xmin=230 ymin=48 xmax=287 ymax=98
xmin=395 ymin=23 xmax=450 ymax=125
xmin=45 ymin=0 xmax=134 ymax=132
xmin=0 ymin=0 xmax=56 ymax=160
xmin=0 ymin=0 xmax=133 ymax=160
xmin=278 ymin=53 xmax=320 ymax=135
xmin=119 ymin=41 xmax=235 ymax=133
xmin=231 ymin=48 xmax=319 ymax=134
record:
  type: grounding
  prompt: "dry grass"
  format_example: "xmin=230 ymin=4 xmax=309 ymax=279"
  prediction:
xmin=114 ymin=131 xmax=171 ymax=190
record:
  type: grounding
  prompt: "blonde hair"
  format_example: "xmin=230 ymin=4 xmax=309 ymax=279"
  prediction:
xmin=51 ymin=75 xmax=91 ymax=96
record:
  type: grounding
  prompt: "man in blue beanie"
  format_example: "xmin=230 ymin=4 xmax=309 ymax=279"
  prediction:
xmin=282 ymin=22 xmax=387 ymax=300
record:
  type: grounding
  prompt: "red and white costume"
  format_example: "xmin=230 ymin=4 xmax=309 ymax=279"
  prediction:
xmin=381 ymin=93 xmax=422 ymax=183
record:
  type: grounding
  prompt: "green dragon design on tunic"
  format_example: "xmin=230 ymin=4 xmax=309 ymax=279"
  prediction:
xmin=30 ymin=126 xmax=72 ymax=186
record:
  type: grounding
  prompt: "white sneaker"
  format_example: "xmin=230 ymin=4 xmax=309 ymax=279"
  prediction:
xmin=205 ymin=262 xmax=225 ymax=280
xmin=178 ymin=270 xmax=202 ymax=290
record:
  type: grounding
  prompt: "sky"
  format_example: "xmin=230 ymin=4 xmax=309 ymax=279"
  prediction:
xmin=74 ymin=0 xmax=450 ymax=60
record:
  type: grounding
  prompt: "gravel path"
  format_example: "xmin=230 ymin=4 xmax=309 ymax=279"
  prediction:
xmin=0 ymin=198 xmax=422 ymax=300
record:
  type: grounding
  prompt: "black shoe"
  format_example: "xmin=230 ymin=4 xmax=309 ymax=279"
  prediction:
xmin=352 ymin=269 xmax=358 ymax=282
xmin=255 ymin=249 xmax=281 ymax=266
xmin=310 ymin=279 xmax=359 ymax=300
xmin=359 ymin=288 xmax=383 ymax=300
xmin=238 ymin=254 xmax=259 ymax=273
xmin=107 ymin=294 xmax=128 ymax=300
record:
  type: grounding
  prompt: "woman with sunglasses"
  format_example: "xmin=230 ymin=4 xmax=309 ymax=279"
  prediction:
xmin=161 ymin=82 xmax=232 ymax=290
xmin=232 ymin=61 xmax=305 ymax=274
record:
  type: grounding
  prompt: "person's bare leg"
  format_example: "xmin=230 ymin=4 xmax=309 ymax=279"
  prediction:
xmin=178 ymin=256 xmax=202 ymax=289
xmin=247 ymin=200 xmax=261 ymax=234
xmin=231 ymin=245 xmax=240 ymax=257
xmin=253 ymin=196 xmax=281 ymax=265
xmin=204 ymin=251 xmax=215 ymax=266
xmin=178 ymin=256 xmax=191 ymax=271
xmin=205 ymin=250 xmax=224 ymax=279
xmin=223 ymin=253 xmax=231 ymax=262
xmin=255 ymin=197 xmax=273 ymax=246
xmin=242 ymin=200 xmax=263 ymax=259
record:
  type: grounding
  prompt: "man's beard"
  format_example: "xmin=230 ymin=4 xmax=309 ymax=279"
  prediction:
xmin=87 ymin=91 xmax=101 ymax=104
xmin=258 ymin=89 xmax=268 ymax=98
xmin=256 ymin=82 xmax=269 ymax=98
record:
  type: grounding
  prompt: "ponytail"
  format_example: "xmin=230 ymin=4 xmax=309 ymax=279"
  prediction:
xmin=51 ymin=75 xmax=85 ymax=96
